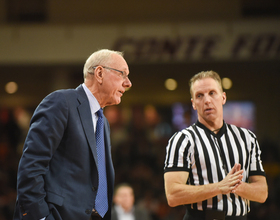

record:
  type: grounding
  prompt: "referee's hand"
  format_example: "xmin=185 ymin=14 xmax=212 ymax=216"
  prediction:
xmin=218 ymin=163 xmax=243 ymax=194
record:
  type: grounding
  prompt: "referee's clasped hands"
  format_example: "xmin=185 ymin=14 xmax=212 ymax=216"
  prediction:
xmin=218 ymin=163 xmax=243 ymax=195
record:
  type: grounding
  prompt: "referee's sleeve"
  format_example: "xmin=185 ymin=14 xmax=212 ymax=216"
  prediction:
xmin=164 ymin=131 xmax=191 ymax=173
xmin=249 ymin=131 xmax=266 ymax=177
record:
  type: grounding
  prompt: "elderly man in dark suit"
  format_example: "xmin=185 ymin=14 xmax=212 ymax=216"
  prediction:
xmin=13 ymin=49 xmax=132 ymax=220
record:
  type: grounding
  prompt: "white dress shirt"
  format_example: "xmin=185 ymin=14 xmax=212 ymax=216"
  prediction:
xmin=82 ymin=83 xmax=101 ymax=132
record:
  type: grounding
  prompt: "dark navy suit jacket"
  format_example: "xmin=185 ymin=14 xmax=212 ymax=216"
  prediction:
xmin=14 ymin=85 xmax=114 ymax=220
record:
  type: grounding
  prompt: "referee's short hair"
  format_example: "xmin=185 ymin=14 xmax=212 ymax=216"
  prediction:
xmin=189 ymin=70 xmax=223 ymax=98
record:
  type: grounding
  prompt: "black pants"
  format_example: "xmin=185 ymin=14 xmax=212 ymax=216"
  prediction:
xmin=183 ymin=209 xmax=247 ymax=220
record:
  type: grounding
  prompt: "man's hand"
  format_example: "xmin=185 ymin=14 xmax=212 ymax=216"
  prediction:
xmin=218 ymin=163 xmax=243 ymax=194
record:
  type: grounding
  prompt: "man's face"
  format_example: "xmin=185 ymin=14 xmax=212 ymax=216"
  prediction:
xmin=191 ymin=77 xmax=226 ymax=126
xmin=113 ymin=186 xmax=134 ymax=212
xmin=101 ymin=54 xmax=132 ymax=106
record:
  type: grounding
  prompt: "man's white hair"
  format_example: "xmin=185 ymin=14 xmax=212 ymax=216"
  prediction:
xmin=83 ymin=49 xmax=124 ymax=79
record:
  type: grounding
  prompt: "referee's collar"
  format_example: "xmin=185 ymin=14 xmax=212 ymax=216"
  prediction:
xmin=195 ymin=120 xmax=227 ymax=138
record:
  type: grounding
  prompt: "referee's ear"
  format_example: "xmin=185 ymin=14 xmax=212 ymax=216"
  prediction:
xmin=222 ymin=92 xmax=227 ymax=105
xmin=191 ymin=98 xmax=197 ymax=110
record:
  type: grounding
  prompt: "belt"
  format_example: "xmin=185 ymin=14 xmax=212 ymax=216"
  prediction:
xmin=187 ymin=208 xmax=247 ymax=220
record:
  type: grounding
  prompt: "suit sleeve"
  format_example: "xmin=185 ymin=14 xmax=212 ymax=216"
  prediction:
xmin=17 ymin=91 xmax=68 ymax=220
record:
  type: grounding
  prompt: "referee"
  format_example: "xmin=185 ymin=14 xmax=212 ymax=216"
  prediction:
xmin=164 ymin=71 xmax=268 ymax=220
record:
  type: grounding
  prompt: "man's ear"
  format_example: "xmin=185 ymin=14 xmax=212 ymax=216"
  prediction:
xmin=222 ymin=92 xmax=227 ymax=105
xmin=94 ymin=66 xmax=103 ymax=83
xmin=191 ymin=98 xmax=196 ymax=110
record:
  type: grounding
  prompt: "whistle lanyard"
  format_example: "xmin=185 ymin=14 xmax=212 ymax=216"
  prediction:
xmin=213 ymin=137 xmax=228 ymax=175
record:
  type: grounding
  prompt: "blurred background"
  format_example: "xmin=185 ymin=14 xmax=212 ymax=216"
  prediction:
xmin=0 ymin=0 xmax=280 ymax=219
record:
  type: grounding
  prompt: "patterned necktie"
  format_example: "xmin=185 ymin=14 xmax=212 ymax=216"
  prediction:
xmin=94 ymin=108 xmax=108 ymax=217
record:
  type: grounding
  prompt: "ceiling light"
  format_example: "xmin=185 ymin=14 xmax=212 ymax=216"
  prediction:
xmin=165 ymin=78 xmax=177 ymax=91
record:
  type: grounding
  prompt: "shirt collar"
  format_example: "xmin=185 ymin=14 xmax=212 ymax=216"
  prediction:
xmin=82 ymin=83 xmax=100 ymax=113
xmin=195 ymin=120 xmax=227 ymax=138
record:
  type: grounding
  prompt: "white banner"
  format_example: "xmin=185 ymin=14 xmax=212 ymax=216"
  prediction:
xmin=0 ymin=20 xmax=279 ymax=64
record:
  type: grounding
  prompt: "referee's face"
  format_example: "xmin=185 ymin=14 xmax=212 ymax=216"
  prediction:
xmin=191 ymin=77 xmax=226 ymax=127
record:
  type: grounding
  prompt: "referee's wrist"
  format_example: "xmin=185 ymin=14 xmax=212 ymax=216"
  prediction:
xmin=214 ymin=182 xmax=223 ymax=195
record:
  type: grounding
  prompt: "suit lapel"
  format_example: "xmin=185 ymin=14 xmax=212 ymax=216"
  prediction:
xmin=104 ymin=119 xmax=114 ymax=180
xmin=76 ymin=85 xmax=98 ymax=168
xmin=104 ymin=118 xmax=115 ymax=199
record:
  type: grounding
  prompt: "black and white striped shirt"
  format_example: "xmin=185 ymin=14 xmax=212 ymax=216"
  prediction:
xmin=164 ymin=120 xmax=265 ymax=216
